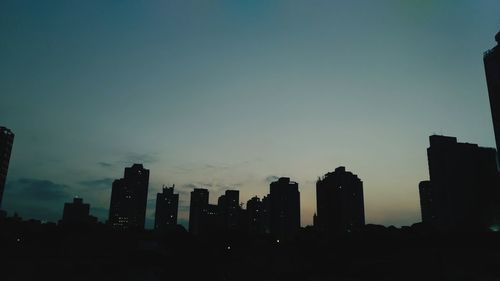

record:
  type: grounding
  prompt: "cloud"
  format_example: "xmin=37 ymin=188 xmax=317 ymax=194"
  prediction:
xmin=204 ymin=164 xmax=229 ymax=170
xmin=78 ymin=178 xmax=114 ymax=188
xmin=265 ymin=175 xmax=280 ymax=183
xmin=172 ymin=165 xmax=192 ymax=173
xmin=172 ymin=162 xmax=238 ymax=174
xmin=98 ymin=162 xmax=113 ymax=168
xmin=7 ymin=178 xmax=70 ymax=201
xmin=181 ymin=183 xmax=198 ymax=190
xmin=174 ymin=188 xmax=190 ymax=196
xmin=125 ymin=153 xmax=158 ymax=164
xmin=3 ymin=178 xmax=72 ymax=222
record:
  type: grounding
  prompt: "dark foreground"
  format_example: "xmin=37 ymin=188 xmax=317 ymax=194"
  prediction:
xmin=1 ymin=217 xmax=500 ymax=281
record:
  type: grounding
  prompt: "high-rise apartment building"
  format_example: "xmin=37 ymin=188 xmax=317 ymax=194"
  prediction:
xmin=484 ymin=31 xmax=500 ymax=157
xmin=269 ymin=177 xmax=300 ymax=239
xmin=420 ymin=135 xmax=500 ymax=230
xmin=108 ymin=164 xmax=150 ymax=230
xmin=154 ymin=185 xmax=179 ymax=230
xmin=316 ymin=167 xmax=365 ymax=233
xmin=0 ymin=126 xmax=14 ymax=208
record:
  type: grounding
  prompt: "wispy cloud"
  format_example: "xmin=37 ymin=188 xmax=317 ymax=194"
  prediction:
xmin=98 ymin=162 xmax=113 ymax=168
xmin=173 ymin=160 xmax=256 ymax=174
xmin=7 ymin=178 xmax=70 ymax=201
xmin=204 ymin=164 xmax=230 ymax=170
xmin=4 ymin=178 xmax=73 ymax=223
xmin=125 ymin=152 xmax=158 ymax=164
xmin=265 ymin=175 xmax=280 ymax=183
xmin=181 ymin=183 xmax=198 ymax=190
xmin=78 ymin=178 xmax=114 ymax=188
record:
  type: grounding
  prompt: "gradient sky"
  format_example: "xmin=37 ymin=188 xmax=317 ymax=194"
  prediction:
xmin=1 ymin=0 xmax=500 ymax=228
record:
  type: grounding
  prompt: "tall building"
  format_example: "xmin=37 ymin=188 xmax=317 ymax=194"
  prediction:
xmin=484 ymin=31 xmax=500 ymax=157
xmin=316 ymin=167 xmax=365 ymax=233
xmin=108 ymin=164 xmax=150 ymax=230
xmin=269 ymin=177 xmax=300 ymax=239
xmin=60 ymin=197 xmax=95 ymax=225
xmin=261 ymin=195 xmax=271 ymax=234
xmin=247 ymin=196 xmax=264 ymax=234
xmin=418 ymin=181 xmax=435 ymax=223
xmin=420 ymin=135 xmax=500 ymax=231
xmin=154 ymin=185 xmax=179 ymax=230
xmin=189 ymin=188 xmax=209 ymax=235
xmin=217 ymin=190 xmax=240 ymax=231
xmin=0 ymin=126 xmax=14 ymax=208
xmin=204 ymin=204 xmax=219 ymax=233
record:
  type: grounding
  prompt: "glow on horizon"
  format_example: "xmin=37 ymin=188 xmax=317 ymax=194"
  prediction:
xmin=0 ymin=1 xmax=499 ymax=228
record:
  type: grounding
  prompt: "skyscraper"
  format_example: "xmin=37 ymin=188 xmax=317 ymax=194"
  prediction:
xmin=418 ymin=180 xmax=435 ymax=223
xmin=420 ymin=135 xmax=500 ymax=231
xmin=269 ymin=177 xmax=300 ymax=239
xmin=189 ymin=188 xmax=209 ymax=235
xmin=247 ymin=196 xmax=264 ymax=234
xmin=316 ymin=167 xmax=365 ymax=233
xmin=0 ymin=126 xmax=14 ymax=208
xmin=204 ymin=204 xmax=219 ymax=233
xmin=108 ymin=164 xmax=150 ymax=230
xmin=154 ymin=185 xmax=179 ymax=230
xmin=60 ymin=197 xmax=95 ymax=226
xmin=217 ymin=190 xmax=240 ymax=231
xmin=484 ymin=31 xmax=500 ymax=157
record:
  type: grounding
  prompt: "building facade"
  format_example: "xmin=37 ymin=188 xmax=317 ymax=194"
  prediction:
xmin=316 ymin=167 xmax=365 ymax=233
xmin=420 ymin=135 xmax=500 ymax=231
xmin=247 ymin=196 xmax=264 ymax=234
xmin=269 ymin=177 xmax=300 ymax=239
xmin=217 ymin=190 xmax=241 ymax=231
xmin=418 ymin=180 xmax=435 ymax=223
xmin=154 ymin=185 xmax=179 ymax=230
xmin=108 ymin=164 xmax=150 ymax=230
xmin=189 ymin=188 xmax=209 ymax=235
xmin=484 ymin=31 xmax=500 ymax=157
xmin=61 ymin=197 xmax=95 ymax=225
xmin=0 ymin=126 xmax=14 ymax=208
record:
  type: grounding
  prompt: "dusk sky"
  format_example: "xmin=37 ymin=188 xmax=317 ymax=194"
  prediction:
xmin=1 ymin=1 xmax=499 ymax=228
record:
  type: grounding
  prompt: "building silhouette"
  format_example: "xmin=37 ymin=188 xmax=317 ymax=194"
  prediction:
xmin=269 ymin=177 xmax=300 ymax=239
xmin=484 ymin=31 xmax=500 ymax=158
xmin=247 ymin=196 xmax=264 ymax=234
xmin=261 ymin=195 xmax=271 ymax=234
xmin=205 ymin=204 xmax=218 ymax=233
xmin=60 ymin=197 xmax=96 ymax=225
xmin=420 ymin=135 xmax=500 ymax=231
xmin=108 ymin=164 xmax=150 ymax=230
xmin=316 ymin=167 xmax=365 ymax=233
xmin=189 ymin=188 xmax=209 ymax=235
xmin=217 ymin=190 xmax=241 ymax=231
xmin=154 ymin=185 xmax=179 ymax=230
xmin=418 ymin=180 xmax=435 ymax=223
xmin=0 ymin=126 xmax=14 ymax=208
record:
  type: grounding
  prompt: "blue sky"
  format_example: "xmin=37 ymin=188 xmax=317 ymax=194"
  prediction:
xmin=1 ymin=0 xmax=499 ymax=228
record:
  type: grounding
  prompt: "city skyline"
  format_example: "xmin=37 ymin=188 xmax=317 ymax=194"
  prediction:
xmin=1 ymin=1 xmax=500 ymax=228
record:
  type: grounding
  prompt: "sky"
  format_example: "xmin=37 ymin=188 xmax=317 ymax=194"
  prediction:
xmin=1 ymin=0 xmax=500 ymax=228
